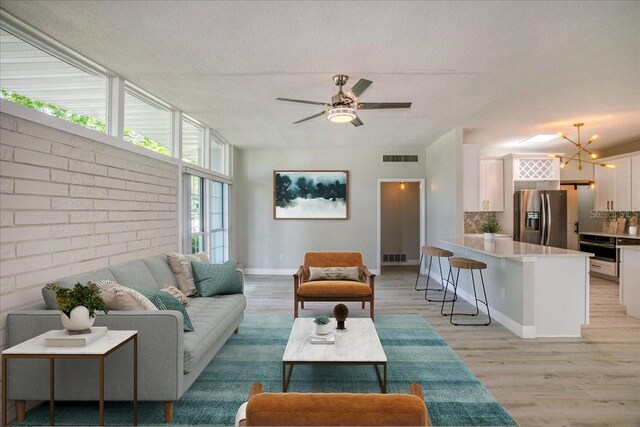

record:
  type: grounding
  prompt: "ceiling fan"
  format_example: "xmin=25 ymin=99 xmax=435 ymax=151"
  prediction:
xmin=276 ymin=74 xmax=411 ymax=127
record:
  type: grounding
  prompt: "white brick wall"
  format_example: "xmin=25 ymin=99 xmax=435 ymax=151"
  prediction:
xmin=0 ymin=111 xmax=179 ymax=352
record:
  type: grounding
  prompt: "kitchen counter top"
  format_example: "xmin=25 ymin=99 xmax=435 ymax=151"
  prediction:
xmin=442 ymin=235 xmax=593 ymax=258
xmin=578 ymin=231 xmax=640 ymax=240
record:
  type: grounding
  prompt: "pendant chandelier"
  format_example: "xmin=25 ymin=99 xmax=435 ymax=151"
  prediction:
xmin=553 ymin=123 xmax=614 ymax=170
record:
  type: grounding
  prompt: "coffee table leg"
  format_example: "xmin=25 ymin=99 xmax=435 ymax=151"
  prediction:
xmin=50 ymin=358 xmax=55 ymax=426
xmin=373 ymin=364 xmax=387 ymax=394
xmin=282 ymin=363 xmax=293 ymax=392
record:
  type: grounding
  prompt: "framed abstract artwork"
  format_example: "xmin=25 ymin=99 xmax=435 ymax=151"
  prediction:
xmin=273 ymin=170 xmax=349 ymax=219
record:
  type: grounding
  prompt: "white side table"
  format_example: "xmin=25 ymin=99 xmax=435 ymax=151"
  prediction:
xmin=2 ymin=329 xmax=138 ymax=426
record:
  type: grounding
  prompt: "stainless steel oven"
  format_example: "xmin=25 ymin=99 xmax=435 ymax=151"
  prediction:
xmin=580 ymin=234 xmax=617 ymax=278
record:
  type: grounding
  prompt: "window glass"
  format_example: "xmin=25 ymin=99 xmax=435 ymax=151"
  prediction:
xmin=190 ymin=176 xmax=204 ymax=253
xmin=0 ymin=29 xmax=107 ymax=133
xmin=182 ymin=118 xmax=203 ymax=166
xmin=209 ymin=180 xmax=228 ymax=263
xmin=210 ymin=135 xmax=225 ymax=174
xmin=124 ymin=88 xmax=171 ymax=156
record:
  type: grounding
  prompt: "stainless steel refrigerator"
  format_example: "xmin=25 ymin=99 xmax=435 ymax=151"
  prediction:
xmin=513 ymin=190 xmax=567 ymax=248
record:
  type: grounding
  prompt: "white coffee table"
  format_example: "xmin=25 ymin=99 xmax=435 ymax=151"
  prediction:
xmin=2 ymin=329 xmax=137 ymax=426
xmin=282 ymin=318 xmax=387 ymax=393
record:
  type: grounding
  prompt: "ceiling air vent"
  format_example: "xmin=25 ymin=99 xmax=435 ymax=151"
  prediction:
xmin=383 ymin=155 xmax=419 ymax=162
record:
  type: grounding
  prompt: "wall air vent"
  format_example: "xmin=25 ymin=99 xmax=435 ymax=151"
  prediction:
xmin=383 ymin=155 xmax=419 ymax=163
xmin=382 ymin=253 xmax=407 ymax=263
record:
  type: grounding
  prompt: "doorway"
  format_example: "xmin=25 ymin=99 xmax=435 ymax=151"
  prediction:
xmin=376 ymin=179 xmax=425 ymax=275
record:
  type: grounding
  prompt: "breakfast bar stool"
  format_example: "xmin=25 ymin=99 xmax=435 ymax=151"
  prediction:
xmin=441 ymin=257 xmax=492 ymax=326
xmin=414 ymin=246 xmax=457 ymax=303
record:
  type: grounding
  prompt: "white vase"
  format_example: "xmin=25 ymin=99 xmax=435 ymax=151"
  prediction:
xmin=60 ymin=306 xmax=95 ymax=333
xmin=315 ymin=322 xmax=331 ymax=335
xmin=629 ymin=226 xmax=638 ymax=235
xmin=484 ymin=232 xmax=495 ymax=242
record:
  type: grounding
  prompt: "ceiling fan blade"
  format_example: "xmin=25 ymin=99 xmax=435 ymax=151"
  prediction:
xmin=359 ymin=102 xmax=412 ymax=109
xmin=292 ymin=111 xmax=325 ymax=124
xmin=276 ymin=97 xmax=327 ymax=106
xmin=351 ymin=116 xmax=364 ymax=127
xmin=345 ymin=79 xmax=373 ymax=100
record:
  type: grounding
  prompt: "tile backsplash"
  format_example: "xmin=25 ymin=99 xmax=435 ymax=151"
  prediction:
xmin=464 ymin=212 xmax=497 ymax=234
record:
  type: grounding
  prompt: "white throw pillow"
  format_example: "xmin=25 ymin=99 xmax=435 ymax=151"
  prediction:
xmin=94 ymin=280 xmax=157 ymax=311
xmin=308 ymin=266 xmax=361 ymax=282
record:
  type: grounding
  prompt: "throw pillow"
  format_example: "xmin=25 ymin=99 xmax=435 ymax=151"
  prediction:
xmin=191 ymin=260 xmax=242 ymax=297
xmin=128 ymin=285 xmax=194 ymax=332
xmin=308 ymin=266 xmax=361 ymax=282
xmin=160 ymin=285 xmax=188 ymax=305
xmin=167 ymin=252 xmax=210 ymax=297
xmin=94 ymin=280 xmax=158 ymax=311
xmin=42 ymin=286 xmax=59 ymax=310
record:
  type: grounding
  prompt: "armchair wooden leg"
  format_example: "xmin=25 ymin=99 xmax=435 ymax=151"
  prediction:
xmin=294 ymin=297 xmax=299 ymax=318
xmin=164 ymin=401 xmax=174 ymax=423
xmin=15 ymin=400 xmax=26 ymax=421
xmin=370 ymin=298 xmax=375 ymax=321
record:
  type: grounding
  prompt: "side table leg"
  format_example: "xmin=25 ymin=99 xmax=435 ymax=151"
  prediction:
xmin=99 ymin=357 xmax=105 ymax=426
xmin=133 ymin=335 xmax=138 ymax=426
xmin=50 ymin=359 xmax=55 ymax=426
xmin=2 ymin=356 xmax=7 ymax=427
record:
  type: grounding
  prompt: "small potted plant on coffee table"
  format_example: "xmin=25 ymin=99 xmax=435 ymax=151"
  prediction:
xmin=46 ymin=282 xmax=108 ymax=334
xmin=314 ymin=314 xmax=331 ymax=335
xmin=480 ymin=217 xmax=502 ymax=242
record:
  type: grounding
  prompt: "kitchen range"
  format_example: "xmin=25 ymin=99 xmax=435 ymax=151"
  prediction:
xmin=579 ymin=232 xmax=640 ymax=280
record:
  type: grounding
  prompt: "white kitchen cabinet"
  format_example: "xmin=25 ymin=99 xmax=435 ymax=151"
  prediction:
xmin=481 ymin=159 xmax=504 ymax=211
xmin=463 ymin=145 xmax=504 ymax=212
xmin=595 ymin=156 xmax=631 ymax=211
xmin=632 ymin=155 xmax=640 ymax=211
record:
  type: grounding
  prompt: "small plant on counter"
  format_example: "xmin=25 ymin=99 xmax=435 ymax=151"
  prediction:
xmin=480 ymin=217 xmax=502 ymax=234
xmin=314 ymin=314 xmax=331 ymax=325
xmin=629 ymin=214 xmax=638 ymax=227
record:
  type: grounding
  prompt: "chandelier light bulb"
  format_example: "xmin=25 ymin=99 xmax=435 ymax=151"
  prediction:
xmin=590 ymin=153 xmax=597 ymax=159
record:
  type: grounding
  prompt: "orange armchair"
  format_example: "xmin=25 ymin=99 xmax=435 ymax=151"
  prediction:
xmin=238 ymin=382 xmax=431 ymax=426
xmin=293 ymin=252 xmax=376 ymax=320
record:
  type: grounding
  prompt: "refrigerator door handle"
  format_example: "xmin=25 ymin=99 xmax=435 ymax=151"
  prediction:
xmin=546 ymin=193 xmax=552 ymax=246
xmin=540 ymin=194 xmax=546 ymax=245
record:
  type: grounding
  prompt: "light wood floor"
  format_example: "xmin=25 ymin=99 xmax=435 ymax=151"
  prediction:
xmin=244 ymin=267 xmax=640 ymax=427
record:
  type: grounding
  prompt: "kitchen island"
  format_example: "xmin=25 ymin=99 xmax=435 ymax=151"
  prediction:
xmin=619 ymin=246 xmax=640 ymax=319
xmin=439 ymin=235 xmax=593 ymax=338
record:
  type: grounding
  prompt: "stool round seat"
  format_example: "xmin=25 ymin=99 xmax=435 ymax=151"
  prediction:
xmin=421 ymin=246 xmax=454 ymax=258
xmin=449 ymin=257 xmax=487 ymax=270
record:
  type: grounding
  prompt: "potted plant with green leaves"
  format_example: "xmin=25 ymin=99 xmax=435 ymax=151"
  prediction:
xmin=629 ymin=214 xmax=638 ymax=236
xmin=480 ymin=217 xmax=502 ymax=242
xmin=314 ymin=314 xmax=332 ymax=335
xmin=45 ymin=283 xmax=108 ymax=334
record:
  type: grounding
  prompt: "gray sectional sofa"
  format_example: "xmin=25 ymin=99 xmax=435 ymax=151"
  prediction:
xmin=6 ymin=254 xmax=247 ymax=423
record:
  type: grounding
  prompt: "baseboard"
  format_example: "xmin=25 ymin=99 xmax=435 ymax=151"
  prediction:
xmin=428 ymin=272 xmax=536 ymax=339
xmin=244 ymin=268 xmax=381 ymax=276
xmin=381 ymin=259 xmax=420 ymax=266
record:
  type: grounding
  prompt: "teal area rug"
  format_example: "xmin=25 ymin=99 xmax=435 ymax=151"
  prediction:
xmin=14 ymin=314 xmax=517 ymax=426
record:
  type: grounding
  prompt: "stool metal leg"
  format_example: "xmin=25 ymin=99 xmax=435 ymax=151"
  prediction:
xmin=440 ymin=267 xmax=456 ymax=316
xmin=415 ymin=253 xmax=428 ymax=291
xmin=448 ymin=268 xmax=492 ymax=326
xmin=425 ymin=256 xmax=456 ymax=303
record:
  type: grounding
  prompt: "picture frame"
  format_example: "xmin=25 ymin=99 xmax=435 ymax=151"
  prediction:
xmin=273 ymin=170 xmax=349 ymax=220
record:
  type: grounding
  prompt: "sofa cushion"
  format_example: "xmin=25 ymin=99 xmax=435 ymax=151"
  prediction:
xmin=167 ymin=252 xmax=209 ymax=296
xmin=142 ymin=255 xmax=179 ymax=288
xmin=308 ymin=266 xmax=360 ymax=282
xmin=192 ymin=260 xmax=242 ymax=297
xmin=128 ymin=285 xmax=194 ymax=332
xmin=161 ymin=285 xmax=188 ymax=305
xmin=183 ymin=294 xmax=247 ymax=373
xmin=57 ymin=270 xmax=116 ymax=288
xmin=109 ymin=261 xmax=159 ymax=290
xmin=297 ymin=281 xmax=372 ymax=297
xmin=94 ymin=280 xmax=157 ymax=311
xmin=42 ymin=286 xmax=59 ymax=310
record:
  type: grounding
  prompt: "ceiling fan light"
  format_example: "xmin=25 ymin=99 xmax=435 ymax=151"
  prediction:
xmin=326 ymin=107 xmax=357 ymax=123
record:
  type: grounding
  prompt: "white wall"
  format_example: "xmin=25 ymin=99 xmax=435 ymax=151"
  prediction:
xmin=0 ymin=112 xmax=179 ymax=390
xmin=381 ymin=181 xmax=420 ymax=261
xmin=235 ymin=148 xmax=426 ymax=272
xmin=425 ymin=128 xmax=464 ymax=246
xmin=560 ymin=161 xmax=594 ymax=181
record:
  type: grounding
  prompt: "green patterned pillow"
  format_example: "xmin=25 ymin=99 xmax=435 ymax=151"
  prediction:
xmin=191 ymin=260 xmax=242 ymax=297
xmin=128 ymin=285 xmax=194 ymax=332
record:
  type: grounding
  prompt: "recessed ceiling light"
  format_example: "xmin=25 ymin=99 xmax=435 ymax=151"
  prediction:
xmin=519 ymin=134 xmax=559 ymax=143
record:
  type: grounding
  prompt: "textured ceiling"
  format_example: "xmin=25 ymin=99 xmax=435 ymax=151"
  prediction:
xmin=1 ymin=1 xmax=638 ymax=153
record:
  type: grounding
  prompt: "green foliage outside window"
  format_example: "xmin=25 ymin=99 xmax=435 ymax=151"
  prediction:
xmin=0 ymin=88 xmax=170 ymax=156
